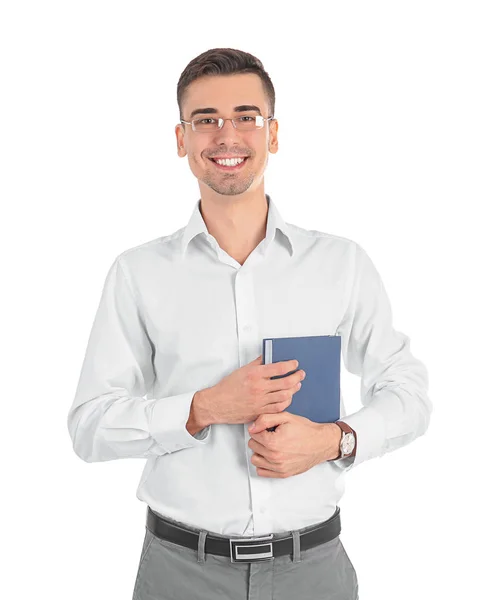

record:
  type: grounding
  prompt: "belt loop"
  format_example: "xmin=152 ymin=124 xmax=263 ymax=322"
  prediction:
xmin=292 ymin=530 xmax=301 ymax=563
xmin=197 ymin=530 xmax=208 ymax=563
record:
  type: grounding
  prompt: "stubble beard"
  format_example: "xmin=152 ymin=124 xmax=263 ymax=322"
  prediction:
xmin=202 ymin=167 xmax=256 ymax=196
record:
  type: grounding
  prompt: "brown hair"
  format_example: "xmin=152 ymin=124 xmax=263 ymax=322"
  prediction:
xmin=177 ymin=48 xmax=276 ymax=123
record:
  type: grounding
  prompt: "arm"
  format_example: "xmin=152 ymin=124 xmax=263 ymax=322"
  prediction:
xmin=329 ymin=243 xmax=433 ymax=471
xmin=67 ymin=256 xmax=212 ymax=463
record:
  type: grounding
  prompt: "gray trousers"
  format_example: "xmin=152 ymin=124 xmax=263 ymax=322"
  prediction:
xmin=132 ymin=515 xmax=359 ymax=600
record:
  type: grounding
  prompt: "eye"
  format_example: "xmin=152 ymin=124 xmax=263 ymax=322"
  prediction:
xmin=197 ymin=118 xmax=216 ymax=125
xmin=238 ymin=116 xmax=256 ymax=122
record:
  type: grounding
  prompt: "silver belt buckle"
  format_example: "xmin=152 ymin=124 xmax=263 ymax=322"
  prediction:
xmin=229 ymin=534 xmax=274 ymax=563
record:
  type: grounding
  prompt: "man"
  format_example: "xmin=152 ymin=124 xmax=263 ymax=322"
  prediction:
xmin=67 ymin=48 xmax=432 ymax=600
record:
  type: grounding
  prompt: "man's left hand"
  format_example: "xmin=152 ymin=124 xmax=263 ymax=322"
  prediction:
xmin=247 ymin=412 xmax=341 ymax=478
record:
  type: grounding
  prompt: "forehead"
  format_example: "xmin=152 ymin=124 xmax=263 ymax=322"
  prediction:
xmin=184 ymin=73 xmax=268 ymax=116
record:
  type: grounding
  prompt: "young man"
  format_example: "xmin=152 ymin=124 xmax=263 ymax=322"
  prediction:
xmin=67 ymin=48 xmax=432 ymax=600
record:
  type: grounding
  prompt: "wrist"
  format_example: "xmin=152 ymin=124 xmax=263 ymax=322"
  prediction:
xmin=331 ymin=421 xmax=357 ymax=461
xmin=319 ymin=423 xmax=342 ymax=461
xmin=187 ymin=388 xmax=214 ymax=434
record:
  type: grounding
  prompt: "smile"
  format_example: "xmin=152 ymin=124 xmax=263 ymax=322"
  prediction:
xmin=209 ymin=157 xmax=249 ymax=171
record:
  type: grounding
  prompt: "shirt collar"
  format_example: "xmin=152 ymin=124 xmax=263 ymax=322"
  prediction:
xmin=180 ymin=193 xmax=295 ymax=258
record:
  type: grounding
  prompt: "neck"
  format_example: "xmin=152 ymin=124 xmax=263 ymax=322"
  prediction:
xmin=199 ymin=191 xmax=269 ymax=265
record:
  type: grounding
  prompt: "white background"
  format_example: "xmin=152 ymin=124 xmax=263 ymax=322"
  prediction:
xmin=1 ymin=1 xmax=497 ymax=598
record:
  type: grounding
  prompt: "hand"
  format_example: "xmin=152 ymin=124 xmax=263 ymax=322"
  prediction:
xmin=247 ymin=412 xmax=342 ymax=478
xmin=200 ymin=355 xmax=306 ymax=426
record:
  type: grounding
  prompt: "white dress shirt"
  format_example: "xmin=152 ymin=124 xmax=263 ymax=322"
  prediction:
xmin=67 ymin=194 xmax=432 ymax=536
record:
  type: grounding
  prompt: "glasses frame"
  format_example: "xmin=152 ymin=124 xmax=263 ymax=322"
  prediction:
xmin=180 ymin=114 xmax=274 ymax=133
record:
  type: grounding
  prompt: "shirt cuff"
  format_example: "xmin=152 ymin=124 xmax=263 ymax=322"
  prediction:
xmin=148 ymin=391 xmax=212 ymax=453
xmin=330 ymin=454 xmax=356 ymax=471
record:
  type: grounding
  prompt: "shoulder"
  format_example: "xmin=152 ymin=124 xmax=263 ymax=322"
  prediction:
xmin=286 ymin=221 xmax=364 ymax=259
xmin=113 ymin=227 xmax=185 ymax=271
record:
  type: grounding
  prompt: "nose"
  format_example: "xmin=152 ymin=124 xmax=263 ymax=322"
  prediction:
xmin=213 ymin=118 xmax=240 ymax=144
xmin=219 ymin=118 xmax=237 ymax=130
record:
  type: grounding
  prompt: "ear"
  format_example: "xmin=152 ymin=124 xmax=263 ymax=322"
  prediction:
xmin=175 ymin=123 xmax=187 ymax=157
xmin=268 ymin=118 xmax=278 ymax=154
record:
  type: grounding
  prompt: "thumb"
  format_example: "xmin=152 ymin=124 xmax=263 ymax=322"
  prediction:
xmin=249 ymin=412 xmax=292 ymax=434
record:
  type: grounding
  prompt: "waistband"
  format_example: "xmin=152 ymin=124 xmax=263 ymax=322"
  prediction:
xmin=146 ymin=506 xmax=341 ymax=564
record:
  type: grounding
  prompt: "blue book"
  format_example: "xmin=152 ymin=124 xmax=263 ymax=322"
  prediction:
xmin=262 ymin=335 xmax=341 ymax=432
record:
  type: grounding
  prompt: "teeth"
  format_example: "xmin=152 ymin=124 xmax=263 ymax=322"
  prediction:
xmin=214 ymin=157 xmax=245 ymax=166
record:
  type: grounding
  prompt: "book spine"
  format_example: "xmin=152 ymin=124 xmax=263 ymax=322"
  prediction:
xmin=264 ymin=339 xmax=273 ymax=364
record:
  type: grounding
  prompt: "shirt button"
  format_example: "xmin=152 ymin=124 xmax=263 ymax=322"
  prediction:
xmin=243 ymin=325 xmax=252 ymax=332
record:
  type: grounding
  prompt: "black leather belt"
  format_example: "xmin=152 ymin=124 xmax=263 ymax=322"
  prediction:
xmin=146 ymin=506 xmax=341 ymax=563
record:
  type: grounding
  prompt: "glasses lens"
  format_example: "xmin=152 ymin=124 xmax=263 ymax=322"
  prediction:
xmin=192 ymin=118 xmax=220 ymax=132
xmin=233 ymin=115 xmax=262 ymax=130
xmin=192 ymin=115 xmax=265 ymax=132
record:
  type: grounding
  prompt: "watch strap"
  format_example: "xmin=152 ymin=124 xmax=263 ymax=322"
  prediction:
xmin=335 ymin=420 xmax=357 ymax=459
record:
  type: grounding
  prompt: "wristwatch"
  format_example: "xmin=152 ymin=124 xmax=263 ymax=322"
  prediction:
xmin=333 ymin=420 xmax=357 ymax=460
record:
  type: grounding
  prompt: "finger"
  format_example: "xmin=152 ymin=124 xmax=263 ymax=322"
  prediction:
xmin=266 ymin=371 xmax=304 ymax=393
xmin=261 ymin=384 xmax=302 ymax=412
xmin=248 ymin=437 xmax=271 ymax=457
xmin=250 ymin=411 xmax=293 ymax=433
xmin=255 ymin=466 xmax=285 ymax=478
xmin=260 ymin=359 xmax=299 ymax=380
xmin=251 ymin=452 xmax=281 ymax=471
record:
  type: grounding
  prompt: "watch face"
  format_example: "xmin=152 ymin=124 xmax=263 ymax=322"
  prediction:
xmin=342 ymin=432 xmax=355 ymax=454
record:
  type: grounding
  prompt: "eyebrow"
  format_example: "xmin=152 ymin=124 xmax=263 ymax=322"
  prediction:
xmin=189 ymin=105 xmax=262 ymax=119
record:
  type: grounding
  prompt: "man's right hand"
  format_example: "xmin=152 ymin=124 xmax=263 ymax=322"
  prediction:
xmin=194 ymin=355 xmax=306 ymax=427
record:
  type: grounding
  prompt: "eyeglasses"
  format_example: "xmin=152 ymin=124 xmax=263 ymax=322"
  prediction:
xmin=180 ymin=114 xmax=274 ymax=133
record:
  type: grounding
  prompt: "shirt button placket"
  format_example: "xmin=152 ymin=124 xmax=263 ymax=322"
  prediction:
xmin=234 ymin=265 xmax=272 ymax=534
